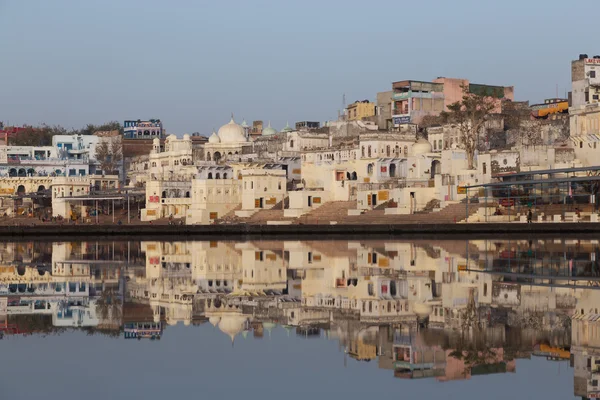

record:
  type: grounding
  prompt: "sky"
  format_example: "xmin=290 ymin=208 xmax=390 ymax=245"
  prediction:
xmin=0 ymin=0 xmax=597 ymax=135
xmin=0 ymin=324 xmax=577 ymax=400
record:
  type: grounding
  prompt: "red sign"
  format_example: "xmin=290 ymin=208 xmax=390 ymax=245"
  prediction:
xmin=149 ymin=257 xmax=160 ymax=265
xmin=149 ymin=196 xmax=159 ymax=203
xmin=586 ymin=58 xmax=600 ymax=65
xmin=381 ymin=166 xmax=387 ymax=173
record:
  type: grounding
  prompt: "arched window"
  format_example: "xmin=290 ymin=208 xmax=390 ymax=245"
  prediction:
xmin=438 ymin=140 xmax=442 ymax=150
xmin=361 ymin=146 xmax=365 ymax=157
xmin=368 ymin=146 xmax=372 ymax=157
xmin=386 ymin=145 xmax=390 ymax=157
xmin=223 ymin=173 xmax=227 ymax=179
xmin=278 ymin=182 xmax=282 ymax=190
xmin=367 ymin=164 xmax=373 ymax=175
xmin=215 ymin=173 xmax=220 ymax=179
xmin=251 ymin=181 xmax=254 ymax=189
xmin=185 ymin=191 xmax=190 ymax=198
xmin=208 ymin=173 xmax=213 ymax=179
xmin=433 ymin=141 xmax=437 ymax=150
xmin=161 ymin=191 xmax=167 ymax=198
xmin=395 ymin=145 xmax=400 ymax=154
xmin=206 ymin=153 xmax=211 ymax=161
xmin=404 ymin=145 xmax=408 ymax=155
xmin=352 ymin=172 xmax=357 ymax=180
xmin=290 ymin=140 xmax=294 ymax=148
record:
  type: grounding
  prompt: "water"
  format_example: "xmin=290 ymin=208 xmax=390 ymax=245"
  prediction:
xmin=0 ymin=238 xmax=597 ymax=400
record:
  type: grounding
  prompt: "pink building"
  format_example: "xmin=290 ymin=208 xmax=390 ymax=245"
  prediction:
xmin=391 ymin=77 xmax=514 ymax=126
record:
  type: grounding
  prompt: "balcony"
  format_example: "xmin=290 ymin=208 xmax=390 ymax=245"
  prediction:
xmin=392 ymin=91 xmax=444 ymax=101
xmin=161 ymin=198 xmax=191 ymax=205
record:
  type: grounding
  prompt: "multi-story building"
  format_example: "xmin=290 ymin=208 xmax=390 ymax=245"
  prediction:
xmin=569 ymin=54 xmax=600 ymax=163
xmin=123 ymin=119 xmax=163 ymax=139
xmin=347 ymin=100 xmax=376 ymax=121
xmin=391 ymin=77 xmax=513 ymax=127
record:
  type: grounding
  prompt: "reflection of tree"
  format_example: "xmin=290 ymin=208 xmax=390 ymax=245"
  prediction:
xmin=447 ymin=288 xmax=498 ymax=376
xmin=96 ymin=289 xmax=123 ymax=327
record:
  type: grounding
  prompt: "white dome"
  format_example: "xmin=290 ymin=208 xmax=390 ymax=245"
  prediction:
xmin=218 ymin=117 xmax=247 ymax=143
xmin=183 ymin=134 xmax=191 ymax=141
xmin=208 ymin=131 xmax=220 ymax=144
xmin=209 ymin=316 xmax=221 ymax=327
xmin=166 ymin=134 xmax=177 ymax=141
xmin=218 ymin=314 xmax=247 ymax=341
xmin=413 ymin=302 xmax=433 ymax=319
xmin=412 ymin=138 xmax=432 ymax=155
xmin=152 ymin=138 xmax=160 ymax=145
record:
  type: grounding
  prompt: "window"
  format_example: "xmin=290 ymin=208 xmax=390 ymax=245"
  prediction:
xmin=482 ymin=162 xmax=487 ymax=174
xmin=438 ymin=139 xmax=442 ymax=149
xmin=368 ymin=146 xmax=372 ymax=157
xmin=594 ymin=95 xmax=599 ymax=101
xmin=208 ymin=172 xmax=213 ymax=179
xmin=581 ymin=141 xmax=584 ymax=149
xmin=367 ymin=163 xmax=374 ymax=175
xmin=361 ymin=146 xmax=365 ymax=157
xmin=403 ymin=145 xmax=408 ymax=155
xmin=308 ymin=252 xmax=313 ymax=263
xmin=591 ymin=70 xmax=597 ymax=78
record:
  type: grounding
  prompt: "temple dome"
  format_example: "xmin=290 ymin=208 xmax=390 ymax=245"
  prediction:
xmin=208 ymin=131 xmax=220 ymax=144
xmin=183 ymin=134 xmax=191 ymax=141
xmin=262 ymin=121 xmax=277 ymax=136
xmin=412 ymin=138 xmax=432 ymax=155
xmin=218 ymin=314 xmax=247 ymax=341
xmin=218 ymin=117 xmax=247 ymax=143
xmin=281 ymin=122 xmax=293 ymax=133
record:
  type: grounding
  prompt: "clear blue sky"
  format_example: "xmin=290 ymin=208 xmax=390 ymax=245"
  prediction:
xmin=0 ymin=0 xmax=596 ymax=135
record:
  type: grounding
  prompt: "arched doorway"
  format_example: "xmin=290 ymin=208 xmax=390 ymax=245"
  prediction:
xmin=213 ymin=152 xmax=221 ymax=163
xmin=431 ymin=160 xmax=441 ymax=178
xmin=8 ymin=168 xmax=16 ymax=177
xmin=37 ymin=185 xmax=46 ymax=193
xmin=17 ymin=185 xmax=26 ymax=195
xmin=351 ymin=171 xmax=357 ymax=180
xmin=27 ymin=168 xmax=35 ymax=176
xmin=18 ymin=169 xmax=26 ymax=177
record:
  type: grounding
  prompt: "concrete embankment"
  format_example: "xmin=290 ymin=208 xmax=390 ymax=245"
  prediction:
xmin=1 ymin=222 xmax=600 ymax=240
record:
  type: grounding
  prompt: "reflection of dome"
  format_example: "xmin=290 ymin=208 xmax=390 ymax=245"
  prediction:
xmin=208 ymin=131 xmax=220 ymax=144
xmin=281 ymin=122 xmax=293 ymax=133
xmin=218 ymin=117 xmax=247 ymax=143
xmin=184 ymin=320 xmax=191 ymax=326
xmin=209 ymin=316 xmax=221 ymax=327
xmin=412 ymin=138 xmax=432 ymax=155
xmin=262 ymin=121 xmax=277 ymax=136
xmin=413 ymin=302 xmax=433 ymax=319
xmin=263 ymin=322 xmax=276 ymax=335
xmin=218 ymin=314 xmax=247 ymax=341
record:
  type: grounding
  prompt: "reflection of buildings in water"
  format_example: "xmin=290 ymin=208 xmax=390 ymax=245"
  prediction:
xmin=5 ymin=238 xmax=600 ymax=395
xmin=0 ymin=241 xmax=124 ymax=334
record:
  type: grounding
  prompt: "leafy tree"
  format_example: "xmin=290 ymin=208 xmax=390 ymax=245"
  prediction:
xmin=446 ymin=85 xmax=497 ymax=169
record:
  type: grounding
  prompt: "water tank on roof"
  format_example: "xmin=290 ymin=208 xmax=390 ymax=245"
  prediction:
xmin=594 ymin=55 xmax=600 ymax=59
xmin=580 ymin=54 xmax=589 ymax=60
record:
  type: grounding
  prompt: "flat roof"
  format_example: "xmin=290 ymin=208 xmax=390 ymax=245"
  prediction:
xmin=494 ymin=165 xmax=600 ymax=178
xmin=466 ymin=175 xmax=600 ymax=189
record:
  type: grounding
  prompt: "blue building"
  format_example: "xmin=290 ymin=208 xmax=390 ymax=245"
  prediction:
xmin=123 ymin=119 xmax=163 ymax=139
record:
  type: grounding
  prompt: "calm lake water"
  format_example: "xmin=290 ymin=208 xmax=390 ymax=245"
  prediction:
xmin=0 ymin=238 xmax=597 ymax=400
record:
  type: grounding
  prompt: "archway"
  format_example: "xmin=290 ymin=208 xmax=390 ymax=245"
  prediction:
xmin=27 ymin=168 xmax=35 ymax=176
xmin=161 ymin=190 xmax=167 ymax=198
xmin=213 ymin=152 xmax=221 ymax=163
xmin=37 ymin=185 xmax=46 ymax=193
xmin=17 ymin=185 xmax=25 ymax=195
xmin=8 ymin=168 xmax=16 ymax=177
xmin=431 ymin=160 xmax=441 ymax=178
xmin=18 ymin=169 xmax=26 ymax=177
xmin=352 ymin=171 xmax=357 ymax=180
xmin=206 ymin=152 xmax=211 ymax=161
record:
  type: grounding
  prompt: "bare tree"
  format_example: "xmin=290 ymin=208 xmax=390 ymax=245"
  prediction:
xmin=446 ymin=86 xmax=498 ymax=169
xmin=95 ymin=137 xmax=123 ymax=175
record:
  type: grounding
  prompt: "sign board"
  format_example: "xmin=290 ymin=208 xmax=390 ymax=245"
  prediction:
xmin=265 ymin=197 xmax=277 ymax=205
xmin=586 ymin=58 xmax=600 ymax=64
xmin=146 ymin=210 xmax=156 ymax=216
xmin=313 ymin=197 xmax=321 ymax=204
xmin=292 ymin=169 xmax=301 ymax=174
xmin=457 ymin=186 xmax=467 ymax=194
xmin=393 ymin=116 xmax=411 ymax=125
xmin=378 ymin=191 xmax=389 ymax=201
xmin=209 ymin=212 xmax=218 ymax=220
xmin=0 ymin=188 xmax=15 ymax=195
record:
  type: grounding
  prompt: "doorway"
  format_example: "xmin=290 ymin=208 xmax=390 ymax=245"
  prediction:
xmin=308 ymin=196 xmax=312 ymax=207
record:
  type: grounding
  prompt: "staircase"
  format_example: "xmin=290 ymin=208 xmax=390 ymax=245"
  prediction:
xmin=296 ymin=201 xmax=357 ymax=224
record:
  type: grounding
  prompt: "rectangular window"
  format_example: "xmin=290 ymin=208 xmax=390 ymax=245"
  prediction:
xmin=308 ymin=252 xmax=313 ymax=264
xmin=594 ymin=95 xmax=599 ymax=100
xmin=591 ymin=70 xmax=597 ymax=78
xmin=78 ymin=169 xmax=86 ymax=176
xmin=68 ymin=169 xmax=76 ymax=176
